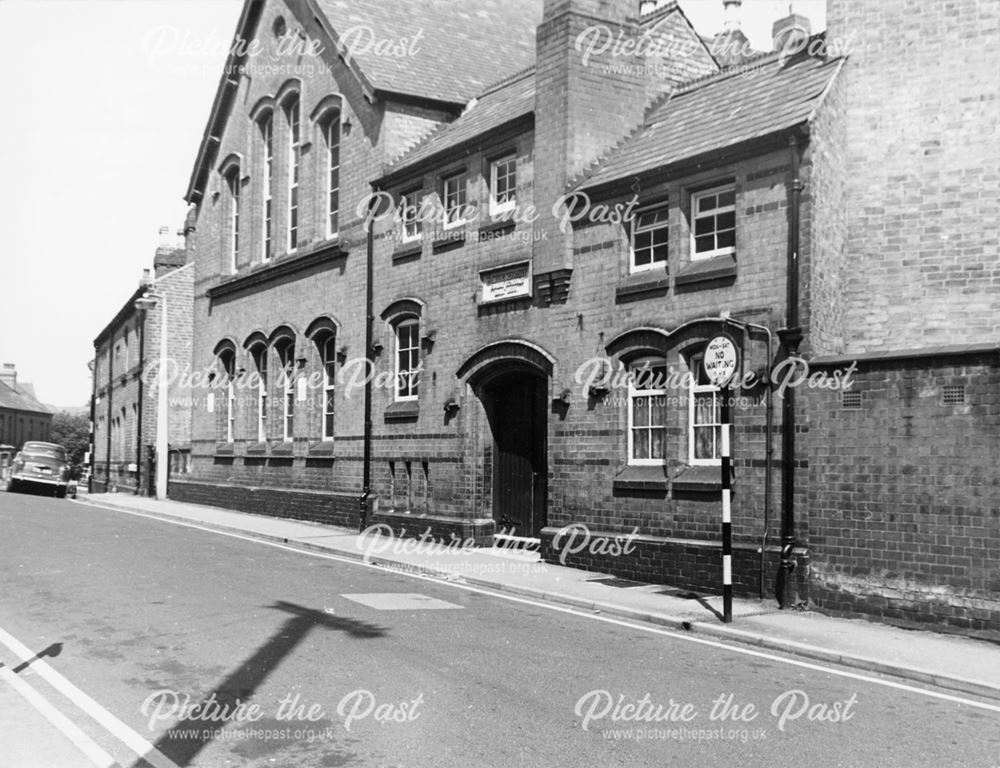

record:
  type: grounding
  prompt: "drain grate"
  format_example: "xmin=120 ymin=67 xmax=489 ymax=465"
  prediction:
xmin=587 ymin=577 xmax=650 ymax=588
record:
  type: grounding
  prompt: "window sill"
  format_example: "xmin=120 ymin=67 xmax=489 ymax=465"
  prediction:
xmin=245 ymin=441 xmax=268 ymax=455
xmin=478 ymin=218 xmax=516 ymax=238
xmin=612 ymin=464 xmax=669 ymax=492
xmin=432 ymin=230 xmax=466 ymax=252
xmin=215 ymin=442 xmax=235 ymax=456
xmin=392 ymin=242 xmax=423 ymax=264
xmin=271 ymin=441 xmax=294 ymax=455
xmin=384 ymin=400 xmax=419 ymax=423
xmin=615 ymin=270 xmax=669 ymax=304
xmin=674 ymin=253 xmax=737 ymax=291
xmin=307 ymin=441 xmax=336 ymax=456
xmin=671 ymin=464 xmax=730 ymax=493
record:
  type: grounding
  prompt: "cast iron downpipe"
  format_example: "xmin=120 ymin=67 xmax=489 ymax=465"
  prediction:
xmin=134 ymin=309 xmax=146 ymax=494
xmin=105 ymin=339 xmax=114 ymax=491
xmin=359 ymin=190 xmax=378 ymax=532
xmin=776 ymin=132 xmax=804 ymax=608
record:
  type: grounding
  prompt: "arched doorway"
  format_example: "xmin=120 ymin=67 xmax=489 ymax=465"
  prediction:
xmin=457 ymin=341 xmax=553 ymax=539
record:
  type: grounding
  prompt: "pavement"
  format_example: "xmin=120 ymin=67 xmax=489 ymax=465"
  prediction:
xmin=75 ymin=490 xmax=1000 ymax=703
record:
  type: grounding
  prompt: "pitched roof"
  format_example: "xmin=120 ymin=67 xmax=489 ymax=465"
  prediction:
xmin=314 ymin=0 xmax=542 ymax=104
xmin=378 ymin=68 xmax=536 ymax=182
xmin=575 ymin=43 xmax=845 ymax=191
xmin=0 ymin=380 xmax=52 ymax=416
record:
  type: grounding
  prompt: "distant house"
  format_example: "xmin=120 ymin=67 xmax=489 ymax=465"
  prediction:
xmin=90 ymin=228 xmax=194 ymax=494
xmin=0 ymin=363 xmax=54 ymax=477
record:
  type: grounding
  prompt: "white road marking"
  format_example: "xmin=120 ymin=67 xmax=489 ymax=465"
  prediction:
xmin=0 ymin=626 xmax=181 ymax=768
xmin=80 ymin=500 xmax=1000 ymax=714
xmin=341 ymin=593 xmax=464 ymax=610
xmin=0 ymin=664 xmax=119 ymax=768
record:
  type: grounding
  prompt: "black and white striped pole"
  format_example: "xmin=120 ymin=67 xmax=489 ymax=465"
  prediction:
xmin=704 ymin=333 xmax=739 ymax=624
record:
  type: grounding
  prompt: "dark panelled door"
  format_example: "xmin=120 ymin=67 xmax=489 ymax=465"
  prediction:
xmin=490 ymin=373 xmax=546 ymax=538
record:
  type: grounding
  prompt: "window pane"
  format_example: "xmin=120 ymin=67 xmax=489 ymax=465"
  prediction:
xmin=635 ymin=231 xmax=652 ymax=250
xmin=632 ymin=429 xmax=649 ymax=459
xmin=650 ymin=427 xmax=665 ymax=459
xmin=717 ymin=229 xmax=735 ymax=249
xmin=633 ymin=395 xmax=649 ymax=426
xmin=694 ymin=217 xmax=714 ymax=236
xmin=694 ymin=426 xmax=713 ymax=459
xmin=717 ymin=211 xmax=735 ymax=230
xmin=698 ymin=194 xmax=716 ymax=212
xmin=652 ymin=395 xmax=666 ymax=426
xmin=695 ymin=234 xmax=715 ymax=253
xmin=718 ymin=189 xmax=735 ymax=207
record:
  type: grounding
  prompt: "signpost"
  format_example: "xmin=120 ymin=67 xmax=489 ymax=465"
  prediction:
xmin=703 ymin=333 xmax=739 ymax=623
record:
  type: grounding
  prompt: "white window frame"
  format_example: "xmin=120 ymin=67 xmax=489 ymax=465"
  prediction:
xmin=442 ymin=172 xmax=468 ymax=230
xmin=321 ymin=334 xmax=336 ymax=441
xmin=627 ymin=358 xmax=667 ymax=466
xmin=688 ymin=353 xmax=722 ymax=466
xmin=276 ymin=341 xmax=295 ymax=442
xmin=400 ymin=188 xmax=422 ymax=243
xmin=394 ymin=318 xmax=420 ymax=402
xmin=260 ymin=115 xmax=274 ymax=262
xmin=326 ymin=116 xmax=340 ymax=240
xmin=253 ymin=345 xmax=268 ymax=442
xmin=226 ymin=169 xmax=240 ymax=273
xmin=691 ymin=184 xmax=736 ymax=261
xmin=285 ymin=96 xmax=301 ymax=253
xmin=630 ymin=203 xmax=669 ymax=274
xmin=489 ymin=155 xmax=516 ymax=216
xmin=219 ymin=351 xmax=236 ymax=443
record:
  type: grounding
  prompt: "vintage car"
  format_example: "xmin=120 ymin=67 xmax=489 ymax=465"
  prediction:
xmin=6 ymin=441 xmax=72 ymax=498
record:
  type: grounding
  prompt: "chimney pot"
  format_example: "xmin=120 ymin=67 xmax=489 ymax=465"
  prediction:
xmin=722 ymin=0 xmax=742 ymax=33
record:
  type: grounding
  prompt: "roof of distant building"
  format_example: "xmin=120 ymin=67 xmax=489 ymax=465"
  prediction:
xmin=0 ymin=380 xmax=53 ymax=416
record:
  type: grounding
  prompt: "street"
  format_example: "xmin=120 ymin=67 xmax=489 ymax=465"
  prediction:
xmin=0 ymin=492 xmax=997 ymax=768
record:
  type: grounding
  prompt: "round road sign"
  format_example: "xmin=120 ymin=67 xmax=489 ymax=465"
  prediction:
xmin=703 ymin=335 xmax=739 ymax=387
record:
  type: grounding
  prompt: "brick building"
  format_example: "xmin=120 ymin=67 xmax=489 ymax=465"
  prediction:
xmin=0 ymin=364 xmax=53 ymax=478
xmin=176 ymin=0 xmax=999 ymax=636
xmin=91 ymin=229 xmax=194 ymax=493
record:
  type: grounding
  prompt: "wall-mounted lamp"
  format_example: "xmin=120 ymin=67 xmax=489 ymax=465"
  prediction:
xmin=553 ymin=388 xmax=572 ymax=405
xmin=443 ymin=398 xmax=460 ymax=414
xmin=342 ymin=117 xmax=352 ymax=136
xmin=371 ymin=340 xmax=384 ymax=356
xmin=296 ymin=355 xmax=308 ymax=368
xmin=337 ymin=345 xmax=349 ymax=364
xmin=421 ymin=329 xmax=437 ymax=352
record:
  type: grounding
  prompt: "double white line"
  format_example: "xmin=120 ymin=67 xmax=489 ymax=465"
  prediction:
xmin=0 ymin=625 xmax=179 ymax=768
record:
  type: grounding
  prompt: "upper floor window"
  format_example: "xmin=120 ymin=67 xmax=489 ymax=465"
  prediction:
xmin=400 ymin=188 xmax=422 ymax=243
xmin=689 ymin=353 xmax=722 ymax=465
xmin=326 ymin=115 xmax=340 ymax=240
xmin=489 ymin=155 xmax=516 ymax=216
xmin=259 ymin=113 xmax=274 ymax=262
xmin=628 ymin=358 xmax=667 ymax=465
xmin=631 ymin=204 xmax=668 ymax=273
xmin=275 ymin=339 xmax=295 ymax=441
xmin=284 ymin=96 xmax=301 ymax=252
xmin=442 ymin=172 xmax=468 ymax=229
xmin=394 ymin=318 xmax=420 ymax=401
xmin=692 ymin=185 xmax=735 ymax=260
xmin=224 ymin=167 xmax=241 ymax=272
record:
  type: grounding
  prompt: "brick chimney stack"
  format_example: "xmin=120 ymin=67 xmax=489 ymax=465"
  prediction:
xmin=772 ymin=9 xmax=811 ymax=53
xmin=0 ymin=363 xmax=16 ymax=390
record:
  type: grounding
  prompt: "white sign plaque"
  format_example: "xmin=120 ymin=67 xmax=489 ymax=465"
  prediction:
xmin=481 ymin=261 xmax=531 ymax=303
xmin=704 ymin=335 xmax=739 ymax=387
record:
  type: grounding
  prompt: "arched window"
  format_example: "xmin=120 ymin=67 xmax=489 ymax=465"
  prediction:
xmin=283 ymin=94 xmax=301 ymax=252
xmin=274 ymin=337 xmax=296 ymax=441
xmin=224 ymin=165 xmax=241 ymax=273
xmin=325 ymin=114 xmax=340 ymax=240
xmin=627 ymin=357 xmax=667 ymax=465
xmin=217 ymin=347 xmax=237 ymax=442
xmin=394 ymin=317 xmax=420 ymax=402
xmin=258 ymin=112 xmax=274 ymax=262
xmin=688 ymin=352 xmax=722 ymax=465
xmin=249 ymin=342 xmax=268 ymax=441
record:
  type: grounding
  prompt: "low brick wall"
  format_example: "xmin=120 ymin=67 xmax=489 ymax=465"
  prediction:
xmin=169 ymin=479 xmax=359 ymax=528
xmin=368 ymin=511 xmax=496 ymax=547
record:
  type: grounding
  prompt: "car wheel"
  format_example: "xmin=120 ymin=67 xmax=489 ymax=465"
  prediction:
xmin=56 ymin=488 xmax=67 ymax=499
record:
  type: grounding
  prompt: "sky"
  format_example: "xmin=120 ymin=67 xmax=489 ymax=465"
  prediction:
xmin=0 ymin=0 xmax=825 ymax=409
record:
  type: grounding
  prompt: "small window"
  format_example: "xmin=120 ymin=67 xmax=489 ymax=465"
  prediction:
xmin=692 ymin=185 xmax=735 ymax=260
xmin=395 ymin=318 xmax=420 ymax=401
xmin=489 ymin=155 xmax=516 ymax=216
xmin=318 ymin=334 xmax=337 ymax=440
xmin=631 ymin=205 xmax=668 ymax=273
xmin=689 ymin=353 xmax=722 ymax=465
xmin=842 ymin=390 xmax=862 ymax=409
xmin=442 ymin=172 xmax=468 ymax=229
xmin=400 ymin=188 xmax=422 ymax=243
xmin=275 ymin=339 xmax=295 ymax=441
xmin=628 ymin=358 xmax=667 ymax=465
xmin=326 ymin=116 xmax=340 ymax=240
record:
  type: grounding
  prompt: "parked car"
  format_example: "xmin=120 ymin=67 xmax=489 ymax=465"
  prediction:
xmin=6 ymin=442 xmax=72 ymax=498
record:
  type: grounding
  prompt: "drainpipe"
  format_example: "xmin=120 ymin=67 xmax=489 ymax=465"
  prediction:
xmin=776 ymin=132 xmax=804 ymax=607
xmin=134 ymin=310 xmax=146 ymax=494
xmin=359 ymin=189 xmax=377 ymax=532
xmin=105 ymin=340 xmax=114 ymax=491
xmin=88 ymin=358 xmax=96 ymax=493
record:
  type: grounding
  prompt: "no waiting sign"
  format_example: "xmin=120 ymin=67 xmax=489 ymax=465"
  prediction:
xmin=703 ymin=335 xmax=740 ymax=387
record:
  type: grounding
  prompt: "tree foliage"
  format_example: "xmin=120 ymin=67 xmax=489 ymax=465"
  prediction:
xmin=49 ymin=410 xmax=89 ymax=468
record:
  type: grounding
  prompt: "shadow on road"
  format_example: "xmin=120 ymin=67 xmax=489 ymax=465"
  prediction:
xmin=135 ymin=600 xmax=387 ymax=768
